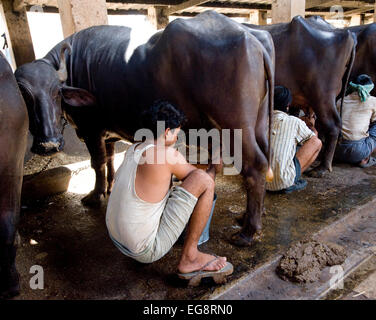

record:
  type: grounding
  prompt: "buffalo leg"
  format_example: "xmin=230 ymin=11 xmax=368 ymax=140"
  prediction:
xmin=82 ymin=135 xmax=107 ymax=206
xmin=307 ymin=105 xmax=340 ymax=178
xmin=0 ymin=175 xmax=22 ymax=298
xmin=230 ymin=130 xmax=267 ymax=247
xmin=105 ymin=141 xmax=115 ymax=195
xmin=0 ymin=229 xmax=19 ymax=299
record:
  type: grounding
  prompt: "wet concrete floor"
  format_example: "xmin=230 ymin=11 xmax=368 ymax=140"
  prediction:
xmin=14 ymin=157 xmax=376 ymax=300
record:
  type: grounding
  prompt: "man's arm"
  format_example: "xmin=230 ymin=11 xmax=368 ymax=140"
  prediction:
xmin=166 ymin=148 xmax=196 ymax=181
xmin=167 ymin=147 xmax=223 ymax=182
xmin=295 ymin=117 xmax=316 ymax=145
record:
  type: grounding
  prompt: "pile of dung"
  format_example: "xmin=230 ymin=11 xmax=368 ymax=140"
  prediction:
xmin=276 ymin=239 xmax=347 ymax=283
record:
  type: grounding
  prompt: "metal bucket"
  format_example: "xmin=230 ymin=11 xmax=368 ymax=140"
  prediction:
xmin=178 ymin=193 xmax=217 ymax=246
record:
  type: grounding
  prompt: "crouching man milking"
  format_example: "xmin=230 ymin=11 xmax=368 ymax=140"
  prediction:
xmin=335 ymin=74 xmax=376 ymax=168
xmin=106 ymin=100 xmax=233 ymax=284
xmin=266 ymin=86 xmax=323 ymax=194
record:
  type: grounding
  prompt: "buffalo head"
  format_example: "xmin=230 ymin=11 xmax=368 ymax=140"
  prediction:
xmin=15 ymin=43 xmax=96 ymax=156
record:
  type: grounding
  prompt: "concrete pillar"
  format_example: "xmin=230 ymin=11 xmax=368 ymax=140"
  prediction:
xmin=57 ymin=0 xmax=108 ymax=38
xmin=147 ymin=6 xmax=169 ymax=30
xmin=1 ymin=0 xmax=35 ymax=67
xmin=350 ymin=14 xmax=361 ymax=26
xmin=249 ymin=10 xmax=267 ymax=25
xmin=272 ymin=0 xmax=306 ymax=24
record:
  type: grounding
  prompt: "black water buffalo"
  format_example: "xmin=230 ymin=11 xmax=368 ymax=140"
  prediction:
xmin=0 ymin=53 xmax=29 ymax=298
xmin=308 ymin=17 xmax=376 ymax=101
xmin=15 ymin=11 xmax=275 ymax=246
xmin=15 ymin=26 xmax=132 ymax=205
xmin=345 ymin=23 xmax=376 ymax=94
xmin=245 ymin=16 xmax=356 ymax=177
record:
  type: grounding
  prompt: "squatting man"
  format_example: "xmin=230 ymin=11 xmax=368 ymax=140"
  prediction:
xmin=266 ymin=86 xmax=322 ymax=193
xmin=106 ymin=100 xmax=233 ymax=284
xmin=335 ymin=74 xmax=376 ymax=168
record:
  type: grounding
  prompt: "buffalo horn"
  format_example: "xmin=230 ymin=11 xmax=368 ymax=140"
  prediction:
xmin=57 ymin=42 xmax=72 ymax=83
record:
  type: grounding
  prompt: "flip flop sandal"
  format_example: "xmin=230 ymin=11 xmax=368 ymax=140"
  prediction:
xmin=359 ymin=156 xmax=376 ymax=168
xmin=178 ymin=256 xmax=234 ymax=287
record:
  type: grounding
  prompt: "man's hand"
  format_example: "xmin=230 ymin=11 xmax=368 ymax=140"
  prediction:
xmin=300 ymin=114 xmax=318 ymax=136
xmin=300 ymin=115 xmax=315 ymax=129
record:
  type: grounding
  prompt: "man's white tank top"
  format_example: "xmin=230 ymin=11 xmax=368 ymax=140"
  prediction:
xmin=106 ymin=143 xmax=171 ymax=254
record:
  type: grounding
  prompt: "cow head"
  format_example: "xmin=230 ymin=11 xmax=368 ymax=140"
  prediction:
xmin=15 ymin=43 xmax=96 ymax=156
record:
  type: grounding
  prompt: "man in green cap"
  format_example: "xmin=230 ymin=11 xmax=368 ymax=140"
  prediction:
xmin=336 ymin=74 xmax=376 ymax=167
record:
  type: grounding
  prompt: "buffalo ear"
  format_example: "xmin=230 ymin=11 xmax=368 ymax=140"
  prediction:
xmin=61 ymin=86 xmax=96 ymax=107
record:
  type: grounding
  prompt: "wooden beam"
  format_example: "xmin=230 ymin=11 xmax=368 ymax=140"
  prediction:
xmin=106 ymin=0 xmax=180 ymax=4
xmin=335 ymin=1 xmax=374 ymax=8
xmin=200 ymin=2 xmax=270 ymax=10
xmin=147 ymin=6 xmax=168 ymax=29
xmin=342 ymin=7 xmax=374 ymax=16
xmin=13 ymin=0 xmax=25 ymax=12
xmin=173 ymin=11 xmax=249 ymax=18
xmin=311 ymin=1 xmax=374 ymax=8
xmin=307 ymin=0 xmax=374 ymax=9
xmin=2 ymin=0 xmax=35 ymax=67
xmin=306 ymin=0 xmax=333 ymax=9
xmin=167 ymin=0 xmax=210 ymax=15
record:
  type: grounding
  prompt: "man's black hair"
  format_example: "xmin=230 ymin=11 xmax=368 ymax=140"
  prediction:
xmin=141 ymin=100 xmax=186 ymax=138
xmin=346 ymin=74 xmax=374 ymax=96
xmin=354 ymin=74 xmax=373 ymax=86
xmin=274 ymin=86 xmax=292 ymax=113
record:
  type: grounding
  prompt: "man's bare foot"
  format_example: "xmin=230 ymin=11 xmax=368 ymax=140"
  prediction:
xmin=178 ymin=251 xmax=227 ymax=274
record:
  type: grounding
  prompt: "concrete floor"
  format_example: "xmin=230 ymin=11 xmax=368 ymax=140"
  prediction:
xmin=13 ymin=148 xmax=376 ymax=299
xmin=324 ymin=256 xmax=376 ymax=300
xmin=342 ymin=258 xmax=376 ymax=300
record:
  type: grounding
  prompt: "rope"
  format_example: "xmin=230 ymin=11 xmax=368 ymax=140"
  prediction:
xmin=28 ymin=117 xmax=69 ymax=179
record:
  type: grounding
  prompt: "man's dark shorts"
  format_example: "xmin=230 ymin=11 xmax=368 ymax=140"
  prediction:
xmin=335 ymin=122 xmax=376 ymax=164
xmin=269 ymin=153 xmax=308 ymax=194
xmin=282 ymin=156 xmax=307 ymax=194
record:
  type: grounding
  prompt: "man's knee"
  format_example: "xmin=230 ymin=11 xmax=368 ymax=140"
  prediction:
xmin=312 ymin=136 xmax=323 ymax=151
xmin=188 ymin=169 xmax=215 ymax=190
xmin=196 ymin=169 xmax=215 ymax=188
xmin=181 ymin=169 xmax=215 ymax=198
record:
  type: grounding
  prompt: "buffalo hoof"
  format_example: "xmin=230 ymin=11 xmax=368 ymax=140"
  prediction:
xmin=81 ymin=191 xmax=106 ymax=207
xmin=306 ymin=166 xmax=328 ymax=178
xmin=230 ymin=232 xmax=253 ymax=247
xmin=235 ymin=215 xmax=244 ymax=226
xmin=0 ymin=268 xmax=20 ymax=300
xmin=230 ymin=230 xmax=264 ymax=247
xmin=0 ymin=284 xmax=20 ymax=300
